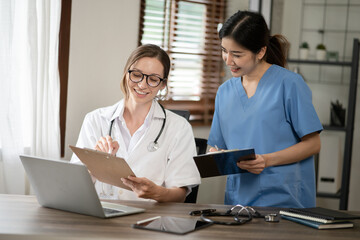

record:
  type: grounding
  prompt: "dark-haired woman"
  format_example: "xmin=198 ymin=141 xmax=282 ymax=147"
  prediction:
xmin=208 ymin=11 xmax=322 ymax=208
xmin=71 ymin=44 xmax=200 ymax=202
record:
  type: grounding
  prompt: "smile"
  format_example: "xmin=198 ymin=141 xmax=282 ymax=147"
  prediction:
xmin=230 ymin=67 xmax=240 ymax=72
xmin=134 ymin=88 xmax=149 ymax=96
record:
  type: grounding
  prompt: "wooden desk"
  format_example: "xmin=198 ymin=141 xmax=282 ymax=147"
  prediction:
xmin=0 ymin=194 xmax=359 ymax=240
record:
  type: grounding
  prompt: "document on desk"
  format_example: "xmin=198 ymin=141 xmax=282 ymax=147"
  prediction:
xmin=193 ymin=148 xmax=255 ymax=178
xmin=69 ymin=145 xmax=134 ymax=191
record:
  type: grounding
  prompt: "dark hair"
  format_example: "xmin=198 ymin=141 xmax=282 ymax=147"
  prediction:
xmin=120 ymin=44 xmax=170 ymax=99
xmin=219 ymin=10 xmax=289 ymax=67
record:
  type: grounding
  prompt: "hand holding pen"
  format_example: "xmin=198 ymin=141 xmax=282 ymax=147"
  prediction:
xmin=208 ymin=145 xmax=223 ymax=153
xmin=95 ymin=135 xmax=119 ymax=156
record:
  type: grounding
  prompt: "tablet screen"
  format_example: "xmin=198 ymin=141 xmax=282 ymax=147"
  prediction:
xmin=132 ymin=216 xmax=213 ymax=235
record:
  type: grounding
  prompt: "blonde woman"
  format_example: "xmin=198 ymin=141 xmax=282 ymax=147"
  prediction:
xmin=71 ymin=44 xmax=200 ymax=202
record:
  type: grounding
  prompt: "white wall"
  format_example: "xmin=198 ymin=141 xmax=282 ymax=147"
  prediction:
xmin=65 ymin=0 xmax=140 ymax=160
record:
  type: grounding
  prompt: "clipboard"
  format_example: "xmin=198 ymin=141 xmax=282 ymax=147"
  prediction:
xmin=193 ymin=148 xmax=255 ymax=178
xmin=69 ymin=145 xmax=135 ymax=191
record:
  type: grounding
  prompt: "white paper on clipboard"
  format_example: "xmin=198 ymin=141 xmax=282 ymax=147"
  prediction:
xmin=69 ymin=145 xmax=135 ymax=191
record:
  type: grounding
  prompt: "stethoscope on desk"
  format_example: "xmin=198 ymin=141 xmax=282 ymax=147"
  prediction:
xmin=108 ymin=103 xmax=166 ymax=152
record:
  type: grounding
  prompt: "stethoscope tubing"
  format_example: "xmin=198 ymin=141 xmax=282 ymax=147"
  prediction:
xmin=108 ymin=103 xmax=166 ymax=152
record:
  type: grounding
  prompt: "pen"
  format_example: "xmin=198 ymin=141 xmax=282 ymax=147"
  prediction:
xmin=215 ymin=145 xmax=219 ymax=151
xmin=136 ymin=216 xmax=161 ymax=224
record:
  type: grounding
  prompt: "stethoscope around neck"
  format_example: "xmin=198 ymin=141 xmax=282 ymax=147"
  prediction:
xmin=108 ymin=103 xmax=166 ymax=152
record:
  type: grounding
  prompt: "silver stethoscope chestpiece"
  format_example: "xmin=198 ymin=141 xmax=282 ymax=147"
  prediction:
xmin=265 ymin=213 xmax=279 ymax=222
xmin=147 ymin=141 xmax=159 ymax=152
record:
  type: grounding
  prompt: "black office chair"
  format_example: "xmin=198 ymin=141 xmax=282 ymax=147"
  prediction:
xmin=184 ymin=137 xmax=207 ymax=203
xmin=169 ymin=109 xmax=190 ymax=121
xmin=195 ymin=138 xmax=207 ymax=155
xmin=169 ymin=109 xmax=207 ymax=203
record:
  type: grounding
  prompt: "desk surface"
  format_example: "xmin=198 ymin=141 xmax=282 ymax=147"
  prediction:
xmin=0 ymin=194 xmax=359 ymax=240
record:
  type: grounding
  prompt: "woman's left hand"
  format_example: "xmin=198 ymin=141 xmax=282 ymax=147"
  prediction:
xmin=121 ymin=176 xmax=164 ymax=200
xmin=236 ymin=154 xmax=267 ymax=174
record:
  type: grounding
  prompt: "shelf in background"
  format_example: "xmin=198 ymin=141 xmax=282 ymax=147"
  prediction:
xmin=317 ymin=191 xmax=341 ymax=199
xmin=323 ymin=125 xmax=347 ymax=132
xmin=301 ymin=29 xmax=360 ymax=34
xmin=288 ymin=59 xmax=352 ymax=66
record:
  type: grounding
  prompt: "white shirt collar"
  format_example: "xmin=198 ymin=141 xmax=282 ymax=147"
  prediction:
xmin=108 ymin=99 xmax=164 ymax=122
xmin=110 ymin=100 xmax=163 ymax=153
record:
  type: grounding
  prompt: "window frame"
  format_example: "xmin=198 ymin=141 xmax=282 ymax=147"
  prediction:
xmin=59 ymin=0 xmax=72 ymax=157
xmin=138 ymin=0 xmax=226 ymax=126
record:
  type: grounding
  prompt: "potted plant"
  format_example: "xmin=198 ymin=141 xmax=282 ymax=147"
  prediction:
xmin=316 ymin=43 xmax=327 ymax=61
xmin=299 ymin=42 xmax=309 ymax=60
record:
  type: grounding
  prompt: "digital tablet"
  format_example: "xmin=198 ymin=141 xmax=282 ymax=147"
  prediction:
xmin=193 ymin=148 xmax=256 ymax=178
xmin=132 ymin=216 xmax=213 ymax=235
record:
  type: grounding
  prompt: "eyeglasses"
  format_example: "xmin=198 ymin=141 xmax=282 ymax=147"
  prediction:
xmin=190 ymin=205 xmax=261 ymax=225
xmin=189 ymin=208 xmax=216 ymax=216
xmin=128 ymin=69 xmax=165 ymax=88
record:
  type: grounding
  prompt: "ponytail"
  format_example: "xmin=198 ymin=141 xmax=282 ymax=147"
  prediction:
xmin=265 ymin=35 xmax=289 ymax=68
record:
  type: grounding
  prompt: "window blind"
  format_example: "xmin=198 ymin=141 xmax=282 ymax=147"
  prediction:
xmin=139 ymin=0 xmax=225 ymax=125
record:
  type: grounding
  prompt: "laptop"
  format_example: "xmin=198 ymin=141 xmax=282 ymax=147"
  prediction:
xmin=19 ymin=155 xmax=145 ymax=218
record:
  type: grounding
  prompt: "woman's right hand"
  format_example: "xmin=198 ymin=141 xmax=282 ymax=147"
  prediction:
xmin=95 ymin=135 xmax=119 ymax=156
xmin=208 ymin=146 xmax=223 ymax=153
xmin=208 ymin=147 xmax=218 ymax=152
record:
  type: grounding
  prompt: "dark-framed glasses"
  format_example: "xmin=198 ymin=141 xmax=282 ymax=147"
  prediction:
xmin=128 ymin=69 xmax=165 ymax=88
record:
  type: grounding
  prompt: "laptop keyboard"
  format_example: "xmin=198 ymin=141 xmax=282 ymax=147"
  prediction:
xmin=103 ymin=208 xmax=124 ymax=214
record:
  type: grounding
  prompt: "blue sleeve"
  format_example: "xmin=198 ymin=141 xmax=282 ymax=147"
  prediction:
xmin=284 ymin=76 xmax=323 ymax=138
xmin=208 ymin=88 xmax=227 ymax=149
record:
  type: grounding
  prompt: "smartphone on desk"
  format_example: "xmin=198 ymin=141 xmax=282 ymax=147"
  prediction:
xmin=132 ymin=216 xmax=213 ymax=235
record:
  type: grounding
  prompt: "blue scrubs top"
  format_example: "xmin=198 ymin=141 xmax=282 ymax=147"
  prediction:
xmin=208 ymin=65 xmax=323 ymax=208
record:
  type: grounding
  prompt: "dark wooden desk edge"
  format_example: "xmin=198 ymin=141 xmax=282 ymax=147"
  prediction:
xmin=1 ymin=194 xmax=360 ymax=240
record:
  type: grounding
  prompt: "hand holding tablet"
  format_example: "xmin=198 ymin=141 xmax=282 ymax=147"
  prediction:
xmin=194 ymin=148 xmax=256 ymax=178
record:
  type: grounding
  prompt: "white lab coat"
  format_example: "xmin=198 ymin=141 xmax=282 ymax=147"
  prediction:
xmin=71 ymin=99 xmax=201 ymax=201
